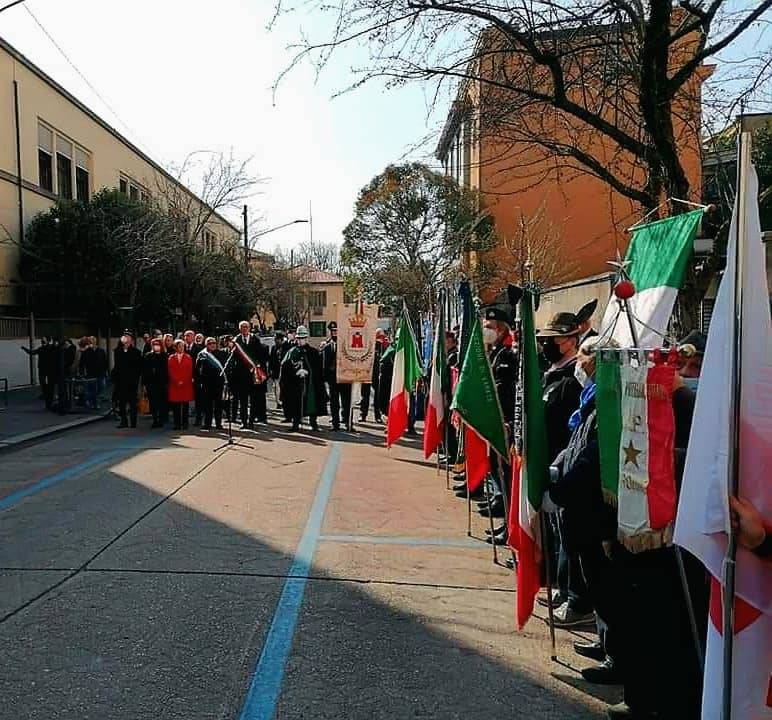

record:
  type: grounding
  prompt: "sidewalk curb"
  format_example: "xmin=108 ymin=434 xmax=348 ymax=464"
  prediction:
xmin=0 ymin=412 xmax=111 ymax=452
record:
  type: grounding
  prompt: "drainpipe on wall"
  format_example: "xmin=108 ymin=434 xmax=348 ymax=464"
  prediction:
xmin=13 ymin=80 xmax=25 ymax=293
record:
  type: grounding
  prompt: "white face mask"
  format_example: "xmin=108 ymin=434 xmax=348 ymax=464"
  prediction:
xmin=574 ymin=362 xmax=589 ymax=388
xmin=482 ymin=327 xmax=498 ymax=346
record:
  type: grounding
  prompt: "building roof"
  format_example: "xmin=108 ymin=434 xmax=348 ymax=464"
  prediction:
xmin=0 ymin=36 xmax=241 ymax=235
xmin=293 ymin=265 xmax=343 ymax=284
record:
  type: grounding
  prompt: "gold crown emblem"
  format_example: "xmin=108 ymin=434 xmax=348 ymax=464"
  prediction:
xmin=348 ymin=299 xmax=367 ymax=328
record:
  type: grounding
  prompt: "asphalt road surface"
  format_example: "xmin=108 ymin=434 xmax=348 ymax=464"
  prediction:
xmin=0 ymin=405 xmax=617 ymax=719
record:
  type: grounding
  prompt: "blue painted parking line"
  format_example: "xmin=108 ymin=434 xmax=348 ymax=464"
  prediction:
xmin=238 ymin=442 xmax=341 ymax=720
xmin=318 ymin=534 xmax=482 ymax=549
xmin=0 ymin=440 xmax=153 ymax=513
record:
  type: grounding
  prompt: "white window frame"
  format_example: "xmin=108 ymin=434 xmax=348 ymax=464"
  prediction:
xmin=38 ymin=120 xmax=90 ymax=199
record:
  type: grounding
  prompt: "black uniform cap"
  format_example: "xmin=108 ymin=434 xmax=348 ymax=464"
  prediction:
xmin=122 ymin=329 xmax=135 ymax=339
xmin=328 ymin=321 xmax=338 ymax=331
xmin=484 ymin=306 xmax=510 ymax=323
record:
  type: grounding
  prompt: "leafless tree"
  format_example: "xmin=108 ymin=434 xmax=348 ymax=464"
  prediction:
xmin=481 ymin=201 xmax=578 ymax=293
xmin=275 ymin=1 xmax=771 ymax=213
xmin=293 ymin=240 xmax=342 ymax=274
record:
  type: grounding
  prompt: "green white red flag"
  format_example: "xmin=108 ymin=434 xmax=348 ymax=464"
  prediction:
xmin=512 ymin=291 xmax=550 ymax=629
xmin=674 ymin=137 xmax=771 ymax=718
xmin=616 ymin=353 xmax=677 ymax=552
xmin=386 ymin=308 xmax=422 ymax=448
xmin=423 ymin=303 xmax=447 ymax=459
xmin=600 ymin=210 xmax=701 ymax=347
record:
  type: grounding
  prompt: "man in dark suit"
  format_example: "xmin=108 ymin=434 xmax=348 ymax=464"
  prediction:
xmin=233 ymin=320 xmax=269 ymax=428
xmin=112 ymin=330 xmax=143 ymax=428
xmin=321 ymin=321 xmax=352 ymax=431
xmin=359 ymin=328 xmax=386 ymax=423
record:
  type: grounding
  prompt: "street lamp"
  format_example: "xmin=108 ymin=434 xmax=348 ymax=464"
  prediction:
xmin=0 ymin=1 xmax=27 ymax=13
xmin=242 ymin=209 xmax=309 ymax=267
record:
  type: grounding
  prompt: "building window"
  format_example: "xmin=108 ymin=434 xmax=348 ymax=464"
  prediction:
xmin=310 ymin=322 xmax=326 ymax=338
xmin=75 ymin=147 xmax=90 ymax=202
xmin=119 ymin=177 xmax=128 ymax=195
xmin=56 ymin=140 xmax=73 ymax=200
xmin=38 ymin=124 xmax=54 ymax=192
xmin=140 ymin=191 xmax=149 ymax=204
xmin=202 ymin=229 xmax=217 ymax=253
xmin=129 ymin=185 xmax=139 ymax=202
xmin=309 ymin=290 xmax=327 ymax=308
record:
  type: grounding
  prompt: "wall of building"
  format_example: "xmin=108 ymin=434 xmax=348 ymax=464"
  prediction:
xmin=0 ymin=40 xmax=239 ymax=310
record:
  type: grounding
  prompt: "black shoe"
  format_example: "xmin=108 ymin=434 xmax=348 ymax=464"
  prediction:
xmin=117 ymin=422 xmax=128 ymax=428
xmin=202 ymin=425 xmax=212 ymax=431
xmin=456 ymin=488 xmax=485 ymax=501
xmin=478 ymin=497 xmax=505 ymax=518
xmin=359 ymin=415 xmax=367 ymax=422
xmin=505 ymin=557 xmax=515 ymax=570
xmin=574 ymin=640 xmax=605 ymax=662
xmin=331 ymin=424 xmax=340 ymax=432
xmin=288 ymin=423 xmax=300 ymax=432
xmin=485 ymin=528 xmax=508 ymax=545
xmin=581 ymin=659 xmax=621 ymax=686
xmin=485 ymin=524 xmax=507 ymax=536
xmin=280 ymin=418 xmax=292 ymax=424
xmin=310 ymin=423 xmax=320 ymax=431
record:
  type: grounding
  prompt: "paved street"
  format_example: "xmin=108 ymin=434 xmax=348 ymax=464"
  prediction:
xmin=1 ymin=404 xmax=617 ymax=719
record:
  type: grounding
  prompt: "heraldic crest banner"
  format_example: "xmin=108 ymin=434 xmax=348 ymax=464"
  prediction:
xmin=336 ymin=298 xmax=379 ymax=384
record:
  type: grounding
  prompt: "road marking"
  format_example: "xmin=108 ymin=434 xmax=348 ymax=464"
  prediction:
xmin=0 ymin=441 xmax=151 ymax=512
xmin=238 ymin=442 xmax=341 ymax=720
xmin=319 ymin=534 xmax=481 ymax=549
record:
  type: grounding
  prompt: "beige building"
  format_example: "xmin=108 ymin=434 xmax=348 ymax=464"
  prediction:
xmin=293 ymin=266 xmax=346 ymax=343
xmin=0 ymin=36 xmax=240 ymax=312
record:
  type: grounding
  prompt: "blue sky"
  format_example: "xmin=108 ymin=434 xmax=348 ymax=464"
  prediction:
xmin=0 ymin=0 xmax=448 ymax=250
xmin=1 ymin=1 xmax=768 ymax=251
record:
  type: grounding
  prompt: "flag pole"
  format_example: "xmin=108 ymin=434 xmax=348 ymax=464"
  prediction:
xmin=619 ymin=254 xmax=705 ymax=674
xmin=482 ymin=461 xmax=499 ymax=564
xmin=540 ymin=513 xmax=558 ymax=661
xmin=722 ymin=118 xmax=750 ymax=720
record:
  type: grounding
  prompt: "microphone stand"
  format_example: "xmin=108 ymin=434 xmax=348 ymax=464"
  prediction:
xmin=213 ymin=348 xmax=253 ymax=453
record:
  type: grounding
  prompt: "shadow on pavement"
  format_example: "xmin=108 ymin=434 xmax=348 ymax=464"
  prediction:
xmin=0 ymin=421 xmax=611 ymax=720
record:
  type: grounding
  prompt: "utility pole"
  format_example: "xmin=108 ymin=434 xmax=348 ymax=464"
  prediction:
xmin=243 ymin=204 xmax=249 ymax=269
xmin=309 ymin=200 xmax=313 ymax=244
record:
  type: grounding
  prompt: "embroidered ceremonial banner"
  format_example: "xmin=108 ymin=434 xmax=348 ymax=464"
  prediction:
xmin=617 ymin=352 xmax=677 ymax=552
xmin=335 ymin=299 xmax=380 ymax=384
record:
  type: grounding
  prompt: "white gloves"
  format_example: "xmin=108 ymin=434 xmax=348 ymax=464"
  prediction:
xmin=297 ymin=368 xmax=309 ymax=379
xmin=541 ymin=490 xmax=558 ymax=514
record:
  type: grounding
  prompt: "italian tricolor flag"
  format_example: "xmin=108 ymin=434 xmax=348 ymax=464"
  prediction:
xmin=600 ymin=210 xmax=702 ymax=347
xmin=423 ymin=304 xmax=447 ymax=459
xmin=614 ymin=354 xmax=677 ymax=551
xmin=450 ymin=317 xmax=508 ymax=491
xmin=386 ymin=308 xmax=422 ymax=448
xmin=512 ymin=291 xmax=550 ymax=630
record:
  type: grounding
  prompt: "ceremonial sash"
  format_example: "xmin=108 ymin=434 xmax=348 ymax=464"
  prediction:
xmin=198 ymin=349 xmax=224 ymax=375
xmin=617 ymin=351 xmax=677 ymax=552
xmin=233 ymin=339 xmax=267 ymax=383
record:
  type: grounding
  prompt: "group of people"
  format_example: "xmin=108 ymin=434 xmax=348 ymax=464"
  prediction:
xmin=109 ymin=320 xmax=395 ymax=434
xmin=436 ymin=299 xmax=717 ymax=720
xmin=22 ymin=335 xmax=108 ymax=413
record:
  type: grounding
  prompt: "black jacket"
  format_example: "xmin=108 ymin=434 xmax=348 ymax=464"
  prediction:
xmin=490 ymin=343 xmax=518 ymax=424
xmin=93 ymin=347 xmax=108 ymax=376
xmin=142 ymin=351 xmax=169 ymax=389
xmin=548 ymin=393 xmax=616 ymax=551
xmin=195 ymin=349 xmax=226 ymax=391
xmin=79 ymin=347 xmax=100 ymax=377
xmin=320 ymin=338 xmax=339 ymax=384
xmin=543 ymin=359 xmax=582 ymax=464
xmin=269 ymin=341 xmax=292 ymax=380
xmin=113 ymin=345 xmax=143 ymax=389
xmin=233 ymin=333 xmax=268 ymax=384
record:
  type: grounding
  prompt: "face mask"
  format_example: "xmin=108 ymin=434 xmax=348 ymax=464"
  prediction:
xmin=682 ymin=377 xmax=699 ymax=392
xmin=541 ymin=338 xmax=564 ymax=364
xmin=482 ymin=327 xmax=498 ymax=346
xmin=574 ymin=362 xmax=589 ymax=388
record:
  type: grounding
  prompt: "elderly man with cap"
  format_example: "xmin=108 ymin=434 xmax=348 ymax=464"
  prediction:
xmin=112 ymin=330 xmax=143 ymax=429
xmin=321 ymin=321 xmax=352 ymax=431
xmin=536 ymin=312 xmax=594 ymax=627
xmin=280 ymin=325 xmax=327 ymax=432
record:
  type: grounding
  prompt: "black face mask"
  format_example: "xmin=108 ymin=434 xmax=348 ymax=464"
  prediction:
xmin=541 ymin=338 xmax=564 ymax=364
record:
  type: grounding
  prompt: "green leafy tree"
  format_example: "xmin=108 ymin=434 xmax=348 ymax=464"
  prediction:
xmin=341 ymin=163 xmax=495 ymax=319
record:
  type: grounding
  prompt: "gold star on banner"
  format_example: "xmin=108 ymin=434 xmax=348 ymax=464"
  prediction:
xmin=623 ymin=440 xmax=643 ymax=468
